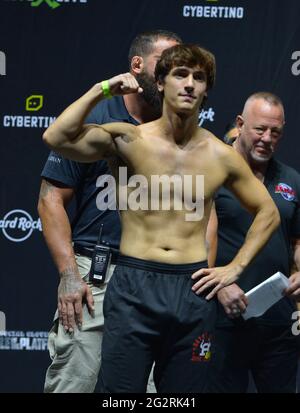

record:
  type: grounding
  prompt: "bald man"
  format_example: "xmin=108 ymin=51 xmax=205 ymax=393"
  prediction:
xmin=207 ymin=92 xmax=300 ymax=393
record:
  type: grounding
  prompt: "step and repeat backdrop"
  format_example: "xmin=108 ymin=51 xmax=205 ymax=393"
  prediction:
xmin=0 ymin=0 xmax=300 ymax=392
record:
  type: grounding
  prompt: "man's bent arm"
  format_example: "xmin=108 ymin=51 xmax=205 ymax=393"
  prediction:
xmin=38 ymin=179 xmax=94 ymax=332
xmin=192 ymin=148 xmax=280 ymax=298
xmin=225 ymin=150 xmax=280 ymax=274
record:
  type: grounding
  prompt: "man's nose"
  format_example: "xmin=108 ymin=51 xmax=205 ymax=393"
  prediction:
xmin=261 ymin=129 xmax=272 ymax=142
xmin=185 ymin=74 xmax=195 ymax=89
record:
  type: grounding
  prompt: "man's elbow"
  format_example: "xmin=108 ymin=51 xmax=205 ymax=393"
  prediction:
xmin=42 ymin=130 xmax=57 ymax=150
xmin=37 ymin=196 xmax=47 ymax=219
xmin=267 ymin=201 xmax=281 ymax=232
xmin=272 ymin=206 xmax=281 ymax=229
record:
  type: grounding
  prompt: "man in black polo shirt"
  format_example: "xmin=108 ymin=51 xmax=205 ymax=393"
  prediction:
xmin=207 ymin=92 xmax=300 ymax=393
xmin=38 ymin=30 xmax=181 ymax=393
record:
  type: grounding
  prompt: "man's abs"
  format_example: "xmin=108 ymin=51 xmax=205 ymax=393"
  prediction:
xmin=119 ymin=210 xmax=208 ymax=264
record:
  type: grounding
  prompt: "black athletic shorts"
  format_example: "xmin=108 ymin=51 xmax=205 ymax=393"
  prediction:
xmin=99 ymin=255 xmax=217 ymax=393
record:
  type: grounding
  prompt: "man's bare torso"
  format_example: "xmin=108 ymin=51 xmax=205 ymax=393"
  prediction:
xmin=108 ymin=122 xmax=230 ymax=264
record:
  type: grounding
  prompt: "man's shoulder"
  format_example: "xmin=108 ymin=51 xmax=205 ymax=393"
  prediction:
xmin=273 ymin=158 xmax=300 ymax=178
xmin=271 ymin=159 xmax=300 ymax=194
xmin=103 ymin=122 xmax=138 ymax=135
xmin=200 ymin=128 xmax=238 ymax=158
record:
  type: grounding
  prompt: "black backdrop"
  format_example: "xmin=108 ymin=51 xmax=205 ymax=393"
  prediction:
xmin=0 ymin=0 xmax=300 ymax=392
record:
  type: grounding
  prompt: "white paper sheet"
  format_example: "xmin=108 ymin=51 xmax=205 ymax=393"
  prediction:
xmin=242 ymin=271 xmax=290 ymax=320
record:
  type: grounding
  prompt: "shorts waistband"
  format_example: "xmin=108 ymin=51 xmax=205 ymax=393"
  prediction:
xmin=116 ymin=254 xmax=207 ymax=275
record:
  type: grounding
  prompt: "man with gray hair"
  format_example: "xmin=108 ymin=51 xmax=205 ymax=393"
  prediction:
xmin=207 ymin=92 xmax=300 ymax=393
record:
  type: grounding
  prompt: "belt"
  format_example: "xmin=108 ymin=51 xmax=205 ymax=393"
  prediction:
xmin=73 ymin=243 xmax=119 ymax=264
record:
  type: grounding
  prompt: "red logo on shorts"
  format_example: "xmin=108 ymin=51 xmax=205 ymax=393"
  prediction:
xmin=191 ymin=332 xmax=212 ymax=362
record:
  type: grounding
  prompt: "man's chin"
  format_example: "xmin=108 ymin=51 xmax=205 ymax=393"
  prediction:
xmin=251 ymin=151 xmax=272 ymax=163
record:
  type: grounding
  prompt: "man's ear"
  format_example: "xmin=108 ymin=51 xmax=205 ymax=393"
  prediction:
xmin=131 ymin=56 xmax=144 ymax=75
xmin=157 ymin=78 xmax=164 ymax=92
xmin=236 ymin=115 xmax=244 ymax=132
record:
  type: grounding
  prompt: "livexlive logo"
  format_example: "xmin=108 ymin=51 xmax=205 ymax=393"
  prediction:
xmin=31 ymin=0 xmax=60 ymax=8
xmin=0 ymin=209 xmax=42 ymax=242
xmin=4 ymin=0 xmax=88 ymax=8
xmin=31 ymin=0 xmax=87 ymax=7
xmin=291 ymin=51 xmax=300 ymax=76
xmin=0 ymin=51 xmax=6 ymax=76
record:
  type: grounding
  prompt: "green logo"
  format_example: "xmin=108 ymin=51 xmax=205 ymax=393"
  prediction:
xmin=31 ymin=0 xmax=60 ymax=9
xmin=26 ymin=95 xmax=44 ymax=112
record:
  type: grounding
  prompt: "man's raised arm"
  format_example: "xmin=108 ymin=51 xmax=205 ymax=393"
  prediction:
xmin=42 ymin=73 xmax=142 ymax=162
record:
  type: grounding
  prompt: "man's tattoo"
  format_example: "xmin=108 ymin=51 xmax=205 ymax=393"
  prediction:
xmin=59 ymin=266 xmax=83 ymax=295
xmin=39 ymin=180 xmax=54 ymax=199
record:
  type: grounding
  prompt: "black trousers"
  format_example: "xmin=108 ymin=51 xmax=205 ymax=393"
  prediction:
xmin=99 ymin=255 xmax=217 ymax=393
xmin=207 ymin=322 xmax=299 ymax=393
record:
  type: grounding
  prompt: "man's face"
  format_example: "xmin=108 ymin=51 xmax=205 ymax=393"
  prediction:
xmin=238 ymin=99 xmax=284 ymax=163
xmin=136 ymin=38 xmax=179 ymax=110
xmin=159 ymin=65 xmax=207 ymax=115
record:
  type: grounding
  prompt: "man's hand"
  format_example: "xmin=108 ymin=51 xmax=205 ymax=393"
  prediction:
xmin=191 ymin=264 xmax=242 ymax=300
xmin=108 ymin=73 xmax=143 ymax=96
xmin=285 ymin=271 xmax=300 ymax=301
xmin=217 ymin=284 xmax=248 ymax=318
xmin=58 ymin=266 xmax=94 ymax=333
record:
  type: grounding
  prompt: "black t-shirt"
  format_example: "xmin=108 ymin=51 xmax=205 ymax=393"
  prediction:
xmin=215 ymin=158 xmax=300 ymax=326
xmin=41 ymin=96 xmax=139 ymax=249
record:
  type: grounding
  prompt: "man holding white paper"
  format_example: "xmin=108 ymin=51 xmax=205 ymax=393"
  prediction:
xmin=207 ymin=92 xmax=300 ymax=393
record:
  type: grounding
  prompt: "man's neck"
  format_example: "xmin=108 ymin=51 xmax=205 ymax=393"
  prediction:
xmin=233 ymin=139 xmax=269 ymax=182
xmin=157 ymin=108 xmax=199 ymax=146
xmin=123 ymin=94 xmax=160 ymax=124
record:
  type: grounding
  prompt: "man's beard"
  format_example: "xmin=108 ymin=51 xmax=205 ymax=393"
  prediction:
xmin=250 ymin=148 xmax=273 ymax=163
xmin=136 ymin=72 xmax=162 ymax=114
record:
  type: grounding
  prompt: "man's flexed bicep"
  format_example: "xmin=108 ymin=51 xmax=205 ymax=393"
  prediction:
xmin=43 ymin=122 xmax=139 ymax=163
xmin=43 ymin=123 xmax=116 ymax=162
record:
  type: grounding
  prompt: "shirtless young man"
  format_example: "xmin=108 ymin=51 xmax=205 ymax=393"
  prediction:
xmin=43 ymin=44 xmax=279 ymax=392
